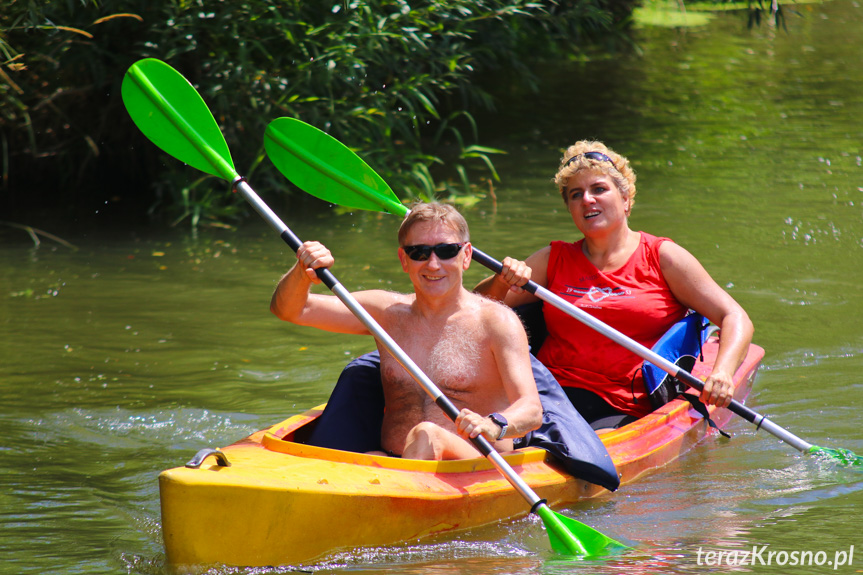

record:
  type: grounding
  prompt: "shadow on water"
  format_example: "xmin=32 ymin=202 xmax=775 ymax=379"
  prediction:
xmin=3 ymin=1 xmax=863 ymax=573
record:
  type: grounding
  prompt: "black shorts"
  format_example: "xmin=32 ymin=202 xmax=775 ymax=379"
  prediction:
xmin=563 ymin=387 xmax=639 ymax=431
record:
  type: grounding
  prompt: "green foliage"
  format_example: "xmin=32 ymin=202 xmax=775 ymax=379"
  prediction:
xmin=1 ymin=0 xmax=633 ymax=226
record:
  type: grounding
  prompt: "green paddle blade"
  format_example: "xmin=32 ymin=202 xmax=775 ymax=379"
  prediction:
xmin=264 ymin=117 xmax=407 ymax=216
xmin=121 ymin=58 xmax=236 ymax=181
xmin=810 ymin=445 xmax=863 ymax=466
xmin=535 ymin=504 xmax=630 ymax=557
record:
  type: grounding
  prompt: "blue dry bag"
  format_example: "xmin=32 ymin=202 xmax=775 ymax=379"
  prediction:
xmin=642 ymin=312 xmax=710 ymax=409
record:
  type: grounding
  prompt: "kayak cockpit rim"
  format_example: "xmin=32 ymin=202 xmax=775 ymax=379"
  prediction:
xmin=259 ymin=406 xmax=554 ymax=473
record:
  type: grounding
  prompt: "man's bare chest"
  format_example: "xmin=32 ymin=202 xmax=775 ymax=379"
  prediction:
xmin=379 ymin=319 xmax=486 ymax=395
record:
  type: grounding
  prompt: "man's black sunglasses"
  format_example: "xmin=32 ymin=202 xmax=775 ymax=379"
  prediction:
xmin=564 ymin=151 xmax=618 ymax=171
xmin=402 ymin=243 xmax=465 ymax=261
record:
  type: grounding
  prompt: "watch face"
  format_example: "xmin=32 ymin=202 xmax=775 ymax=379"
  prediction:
xmin=489 ymin=413 xmax=507 ymax=440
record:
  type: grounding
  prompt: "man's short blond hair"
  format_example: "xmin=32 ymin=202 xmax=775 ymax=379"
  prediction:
xmin=397 ymin=202 xmax=470 ymax=246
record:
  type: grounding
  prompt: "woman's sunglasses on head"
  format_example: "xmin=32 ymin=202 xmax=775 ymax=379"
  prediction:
xmin=564 ymin=151 xmax=618 ymax=171
xmin=402 ymin=243 xmax=465 ymax=261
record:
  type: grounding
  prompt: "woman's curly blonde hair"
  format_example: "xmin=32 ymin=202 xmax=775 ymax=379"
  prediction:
xmin=553 ymin=141 xmax=637 ymax=208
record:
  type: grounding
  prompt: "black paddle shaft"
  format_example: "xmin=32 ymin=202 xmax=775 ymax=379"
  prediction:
xmin=469 ymin=247 xmax=802 ymax=445
xmin=471 ymin=247 xmax=729 ymax=397
xmin=278 ymin=229 xmax=340 ymax=292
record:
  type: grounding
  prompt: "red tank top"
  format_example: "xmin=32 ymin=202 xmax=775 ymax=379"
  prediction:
xmin=536 ymin=232 xmax=688 ymax=417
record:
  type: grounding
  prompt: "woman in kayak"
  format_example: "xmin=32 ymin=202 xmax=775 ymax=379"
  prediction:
xmin=475 ymin=140 xmax=754 ymax=430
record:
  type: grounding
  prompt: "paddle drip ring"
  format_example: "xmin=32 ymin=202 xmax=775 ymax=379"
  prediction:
xmin=530 ymin=498 xmax=549 ymax=515
xmin=230 ymin=175 xmax=247 ymax=193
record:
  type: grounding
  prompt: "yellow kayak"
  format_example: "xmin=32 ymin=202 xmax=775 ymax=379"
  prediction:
xmin=159 ymin=338 xmax=764 ymax=568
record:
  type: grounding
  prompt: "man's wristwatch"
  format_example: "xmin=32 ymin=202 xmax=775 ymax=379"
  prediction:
xmin=488 ymin=412 xmax=508 ymax=440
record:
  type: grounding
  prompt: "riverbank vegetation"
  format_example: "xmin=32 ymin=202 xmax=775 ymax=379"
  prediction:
xmin=1 ymin=0 xmax=638 ymax=225
xmin=2 ymin=0 xmax=777 ymax=227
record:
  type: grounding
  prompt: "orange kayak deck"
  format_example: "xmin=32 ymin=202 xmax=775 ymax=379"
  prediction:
xmin=160 ymin=339 xmax=764 ymax=569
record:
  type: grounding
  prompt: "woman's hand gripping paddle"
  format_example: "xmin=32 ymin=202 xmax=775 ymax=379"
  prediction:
xmin=121 ymin=59 xmax=627 ymax=558
xmin=263 ymin=116 xmax=863 ymax=469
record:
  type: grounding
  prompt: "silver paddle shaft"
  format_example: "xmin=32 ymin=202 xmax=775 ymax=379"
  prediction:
xmin=233 ymin=178 xmax=548 ymax=508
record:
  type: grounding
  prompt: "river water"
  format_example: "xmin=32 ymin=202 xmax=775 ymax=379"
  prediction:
xmin=3 ymin=2 xmax=863 ymax=573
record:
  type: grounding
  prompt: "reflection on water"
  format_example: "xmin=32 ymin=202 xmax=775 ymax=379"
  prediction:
xmin=4 ymin=1 xmax=863 ymax=573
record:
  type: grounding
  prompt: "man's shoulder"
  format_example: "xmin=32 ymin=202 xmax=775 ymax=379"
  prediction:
xmin=470 ymin=293 xmax=523 ymax=329
xmin=355 ymin=289 xmax=414 ymax=310
xmin=471 ymin=289 xmax=516 ymax=311
xmin=355 ymin=288 xmax=411 ymax=298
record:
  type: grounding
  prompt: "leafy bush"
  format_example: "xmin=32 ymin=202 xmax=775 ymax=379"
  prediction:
xmin=1 ymin=0 xmax=632 ymax=225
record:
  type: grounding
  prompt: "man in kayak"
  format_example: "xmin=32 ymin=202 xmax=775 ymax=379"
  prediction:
xmin=270 ymin=202 xmax=542 ymax=460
